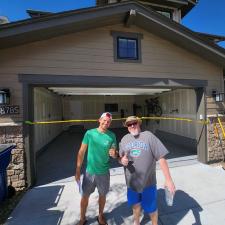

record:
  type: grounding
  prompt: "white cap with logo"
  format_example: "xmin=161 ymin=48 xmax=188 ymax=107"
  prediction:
xmin=99 ymin=112 xmax=112 ymax=120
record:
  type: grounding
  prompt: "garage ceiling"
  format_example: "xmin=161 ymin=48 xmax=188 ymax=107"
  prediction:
xmin=48 ymin=87 xmax=171 ymax=95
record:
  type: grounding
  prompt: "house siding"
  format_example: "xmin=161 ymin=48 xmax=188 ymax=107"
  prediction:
xmin=0 ymin=24 xmax=223 ymax=123
xmin=0 ymin=23 xmax=224 ymax=188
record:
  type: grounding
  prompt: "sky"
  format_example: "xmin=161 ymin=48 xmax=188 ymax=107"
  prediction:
xmin=0 ymin=0 xmax=225 ymax=48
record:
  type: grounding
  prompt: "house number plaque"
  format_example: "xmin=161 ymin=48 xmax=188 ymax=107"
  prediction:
xmin=0 ymin=105 xmax=20 ymax=115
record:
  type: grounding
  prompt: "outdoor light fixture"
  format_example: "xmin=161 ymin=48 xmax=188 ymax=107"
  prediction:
xmin=212 ymin=90 xmax=224 ymax=102
xmin=0 ymin=89 xmax=10 ymax=105
xmin=215 ymin=93 xmax=224 ymax=102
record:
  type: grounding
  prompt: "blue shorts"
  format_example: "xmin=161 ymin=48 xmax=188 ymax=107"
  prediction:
xmin=127 ymin=185 xmax=157 ymax=213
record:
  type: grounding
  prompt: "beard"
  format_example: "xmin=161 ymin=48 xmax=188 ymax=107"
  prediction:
xmin=130 ymin=130 xmax=140 ymax=136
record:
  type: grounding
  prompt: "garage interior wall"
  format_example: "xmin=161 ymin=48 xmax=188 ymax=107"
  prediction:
xmin=61 ymin=88 xmax=196 ymax=140
xmin=62 ymin=95 xmax=136 ymax=129
xmin=34 ymin=87 xmax=63 ymax=154
xmin=158 ymin=88 xmax=196 ymax=139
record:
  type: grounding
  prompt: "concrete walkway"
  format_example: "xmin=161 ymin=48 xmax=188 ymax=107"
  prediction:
xmin=4 ymin=130 xmax=225 ymax=225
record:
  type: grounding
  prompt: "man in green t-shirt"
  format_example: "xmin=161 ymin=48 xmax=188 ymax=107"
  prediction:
xmin=75 ymin=112 xmax=118 ymax=225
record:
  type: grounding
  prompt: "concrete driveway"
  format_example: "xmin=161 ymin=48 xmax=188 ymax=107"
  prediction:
xmin=4 ymin=130 xmax=225 ymax=225
xmin=4 ymin=162 xmax=225 ymax=225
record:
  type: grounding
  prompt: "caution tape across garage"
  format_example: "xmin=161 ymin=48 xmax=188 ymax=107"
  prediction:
xmin=25 ymin=116 xmax=209 ymax=125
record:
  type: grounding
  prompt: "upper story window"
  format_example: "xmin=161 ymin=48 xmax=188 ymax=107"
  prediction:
xmin=117 ymin=37 xmax=138 ymax=60
xmin=111 ymin=31 xmax=143 ymax=63
xmin=156 ymin=10 xmax=172 ymax=19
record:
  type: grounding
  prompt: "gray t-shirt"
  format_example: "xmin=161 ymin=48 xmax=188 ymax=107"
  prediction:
xmin=119 ymin=131 xmax=168 ymax=192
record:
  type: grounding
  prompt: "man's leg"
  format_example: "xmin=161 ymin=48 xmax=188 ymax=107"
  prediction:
xmin=98 ymin=195 xmax=107 ymax=224
xmin=132 ymin=203 xmax=141 ymax=225
xmin=149 ymin=210 xmax=158 ymax=225
xmin=96 ymin=173 xmax=110 ymax=224
xmin=141 ymin=185 xmax=158 ymax=225
xmin=78 ymin=195 xmax=89 ymax=225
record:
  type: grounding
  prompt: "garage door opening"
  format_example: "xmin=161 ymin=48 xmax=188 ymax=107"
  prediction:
xmin=34 ymin=86 xmax=198 ymax=184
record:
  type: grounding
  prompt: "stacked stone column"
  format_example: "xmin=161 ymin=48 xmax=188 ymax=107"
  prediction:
xmin=0 ymin=125 xmax=26 ymax=190
xmin=207 ymin=116 xmax=225 ymax=162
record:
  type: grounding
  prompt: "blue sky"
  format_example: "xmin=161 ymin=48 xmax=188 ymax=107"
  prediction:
xmin=0 ymin=0 xmax=224 ymax=48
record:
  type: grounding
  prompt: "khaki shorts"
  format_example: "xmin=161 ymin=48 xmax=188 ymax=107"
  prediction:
xmin=82 ymin=171 xmax=110 ymax=196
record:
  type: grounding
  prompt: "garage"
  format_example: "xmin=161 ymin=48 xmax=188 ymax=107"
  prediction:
xmin=19 ymin=74 xmax=206 ymax=185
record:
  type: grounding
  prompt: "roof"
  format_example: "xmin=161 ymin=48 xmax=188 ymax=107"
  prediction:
xmin=196 ymin=32 xmax=225 ymax=43
xmin=96 ymin=0 xmax=197 ymax=18
xmin=26 ymin=9 xmax=52 ymax=18
xmin=0 ymin=1 xmax=224 ymax=68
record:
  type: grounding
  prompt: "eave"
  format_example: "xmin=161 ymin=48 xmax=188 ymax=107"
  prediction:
xmin=0 ymin=1 xmax=224 ymax=68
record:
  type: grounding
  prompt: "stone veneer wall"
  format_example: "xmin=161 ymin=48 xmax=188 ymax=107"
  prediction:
xmin=0 ymin=124 xmax=26 ymax=190
xmin=207 ymin=117 xmax=225 ymax=162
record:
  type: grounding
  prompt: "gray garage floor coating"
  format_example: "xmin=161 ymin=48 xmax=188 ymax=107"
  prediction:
xmin=4 ymin=129 xmax=225 ymax=225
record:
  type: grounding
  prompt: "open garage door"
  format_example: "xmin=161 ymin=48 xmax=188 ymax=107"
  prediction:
xmin=33 ymin=86 xmax=200 ymax=185
xmin=19 ymin=75 xmax=206 ymax=186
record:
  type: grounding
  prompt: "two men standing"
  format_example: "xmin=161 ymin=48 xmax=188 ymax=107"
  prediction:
xmin=75 ymin=113 xmax=175 ymax=225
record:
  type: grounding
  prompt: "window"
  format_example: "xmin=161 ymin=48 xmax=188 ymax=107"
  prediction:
xmin=111 ymin=31 xmax=143 ymax=63
xmin=105 ymin=103 xmax=118 ymax=113
xmin=156 ymin=10 xmax=172 ymax=19
xmin=117 ymin=37 xmax=138 ymax=60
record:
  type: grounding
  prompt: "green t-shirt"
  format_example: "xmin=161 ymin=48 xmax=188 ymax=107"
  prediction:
xmin=82 ymin=128 xmax=117 ymax=175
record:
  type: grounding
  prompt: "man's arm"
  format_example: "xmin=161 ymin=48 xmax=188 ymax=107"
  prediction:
xmin=75 ymin=143 xmax=87 ymax=182
xmin=159 ymin=157 xmax=176 ymax=194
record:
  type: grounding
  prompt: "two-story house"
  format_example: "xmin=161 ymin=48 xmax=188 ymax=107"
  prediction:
xmin=0 ymin=0 xmax=225 ymax=190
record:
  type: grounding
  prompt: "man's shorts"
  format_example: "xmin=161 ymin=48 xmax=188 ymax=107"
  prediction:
xmin=127 ymin=185 xmax=157 ymax=213
xmin=82 ymin=171 xmax=110 ymax=196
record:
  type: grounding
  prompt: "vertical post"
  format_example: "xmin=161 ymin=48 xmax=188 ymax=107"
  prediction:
xmin=195 ymin=88 xmax=207 ymax=163
xmin=23 ymin=83 xmax=36 ymax=187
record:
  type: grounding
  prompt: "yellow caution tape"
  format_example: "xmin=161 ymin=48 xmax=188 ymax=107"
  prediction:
xmin=217 ymin=117 xmax=225 ymax=139
xmin=25 ymin=116 xmax=209 ymax=125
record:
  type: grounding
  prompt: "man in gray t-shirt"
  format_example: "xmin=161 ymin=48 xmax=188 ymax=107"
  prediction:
xmin=119 ymin=116 xmax=175 ymax=225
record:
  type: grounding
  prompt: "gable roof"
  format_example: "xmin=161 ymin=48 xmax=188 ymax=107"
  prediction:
xmin=196 ymin=32 xmax=225 ymax=44
xmin=96 ymin=0 xmax=197 ymax=18
xmin=0 ymin=1 xmax=224 ymax=68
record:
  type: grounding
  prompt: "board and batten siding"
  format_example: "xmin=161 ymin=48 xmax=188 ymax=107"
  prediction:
xmin=0 ymin=23 xmax=223 ymax=125
xmin=159 ymin=89 xmax=197 ymax=139
xmin=62 ymin=95 xmax=135 ymax=129
xmin=33 ymin=88 xmax=63 ymax=153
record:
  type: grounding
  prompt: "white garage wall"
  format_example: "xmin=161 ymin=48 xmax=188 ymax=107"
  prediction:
xmin=62 ymin=95 xmax=136 ymax=129
xmin=61 ymin=89 xmax=196 ymax=139
xmin=34 ymin=88 xmax=63 ymax=154
xmin=158 ymin=88 xmax=196 ymax=139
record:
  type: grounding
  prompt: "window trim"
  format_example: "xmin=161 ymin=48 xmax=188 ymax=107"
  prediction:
xmin=111 ymin=31 xmax=143 ymax=63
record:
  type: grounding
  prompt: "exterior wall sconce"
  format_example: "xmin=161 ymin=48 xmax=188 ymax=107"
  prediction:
xmin=212 ymin=90 xmax=224 ymax=102
xmin=0 ymin=89 xmax=10 ymax=105
xmin=215 ymin=93 xmax=224 ymax=102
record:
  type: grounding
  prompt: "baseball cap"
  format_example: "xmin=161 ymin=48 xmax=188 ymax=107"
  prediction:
xmin=124 ymin=116 xmax=142 ymax=127
xmin=99 ymin=112 xmax=112 ymax=120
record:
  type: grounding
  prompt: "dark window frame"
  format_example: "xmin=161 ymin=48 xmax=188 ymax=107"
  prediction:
xmin=111 ymin=31 xmax=143 ymax=63
xmin=117 ymin=37 xmax=138 ymax=60
xmin=105 ymin=103 xmax=118 ymax=113
xmin=156 ymin=10 xmax=172 ymax=19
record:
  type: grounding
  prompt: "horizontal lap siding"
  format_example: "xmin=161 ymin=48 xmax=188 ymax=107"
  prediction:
xmin=0 ymin=24 xmax=223 ymax=121
xmin=0 ymin=73 xmax=23 ymax=123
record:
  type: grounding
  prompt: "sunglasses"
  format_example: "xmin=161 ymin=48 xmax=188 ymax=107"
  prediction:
xmin=127 ymin=122 xmax=138 ymax=127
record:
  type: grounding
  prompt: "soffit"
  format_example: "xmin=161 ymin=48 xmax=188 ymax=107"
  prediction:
xmin=48 ymin=87 xmax=171 ymax=95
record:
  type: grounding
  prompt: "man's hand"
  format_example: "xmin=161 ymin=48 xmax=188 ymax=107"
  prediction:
xmin=121 ymin=152 xmax=129 ymax=166
xmin=165 ymin=180 xmax=176 ymax=195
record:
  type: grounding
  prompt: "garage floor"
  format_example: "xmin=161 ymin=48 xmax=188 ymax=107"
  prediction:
xmin=36 ymin=128 xmax=197 ymax=186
